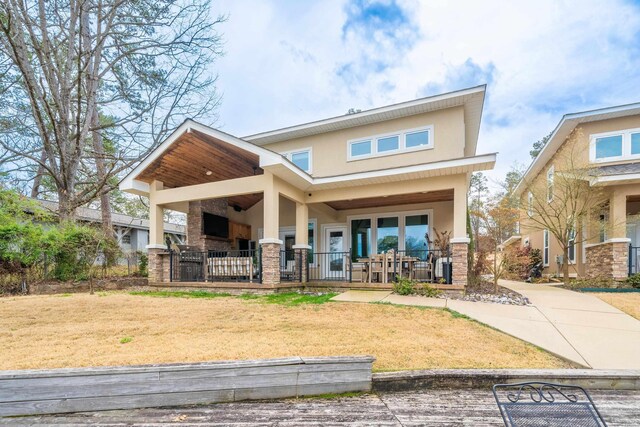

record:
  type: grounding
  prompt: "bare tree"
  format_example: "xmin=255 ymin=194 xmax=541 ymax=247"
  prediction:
xmin=520 ymin=129 xmax=607 ymax=283
xmin=0 ymin=0 xmax=225 ymax=224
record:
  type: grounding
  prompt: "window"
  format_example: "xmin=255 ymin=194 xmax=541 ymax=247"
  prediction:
xmin=543 ymin=229 xmax=550 ymax=266
xmin=527 ymin=192 xmax=533 ymax=216
xmin=350 ymin=140 xmax=371 ymax=157
xmin=632 ymin=133 xmax=640 ymax=155
xmin=121 ymin=234 xmax=131 ymax=244
xmin=595 ymin=135 xmax=623 ymax=159
xmin=590 ymin=128 xmax=640 ymax=162
xmin=405 ymin=215 xmax=429 ymax=259
xmin=547 ymin=166 xmax=554 ymax=202
xmin=350 ymin=219 xmax=372 ymax=261
xmin=347 ymin=125 xmax=433 ymax=160
xmin=308 ymin=221 xmax=316 ymax=265
xmin=377 ymin=135 xmax=399 ymax=152
xmin=377 ymin=217 xmax=399 ymax=253
xmin=405 ymin=129 xmax=429 ymax=148
xmin=283 ymin=149 xmax=312 ymax=172
xmin=568 ymin=227 xmax=576 ymax=264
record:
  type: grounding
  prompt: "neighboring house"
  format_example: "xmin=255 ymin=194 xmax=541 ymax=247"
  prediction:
xmin=510 ymin=103 xmax=640 ymax=279
xmin=119 ymin=85 xmax=496 ymax=287
xmin=35 ymin=199 xmax=186 ymax=254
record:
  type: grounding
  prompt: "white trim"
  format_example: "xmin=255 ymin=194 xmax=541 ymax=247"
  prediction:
xmin=589 ymin=127 xmax=640 ymax=163
xmin=281 ymin=147 xmax=313 ymax=173
xmin=591 ymin=172 xmax=640 ymax=186
xmin=292 ymin=244 xmax=312 ymax=250
xmin=451 ymin=237 xmax=471 ymax=244
xmin=258 ymin=238 xmax=283 ymax=245
xmin=346 ymin=125 xmax=434 ymax=162
xmin=244 ymin=85 xmax=485 ymax=144
xmin=315 ymin=153 xmax=496 ymax=186
xmin=585 ymin=238 xmax=631 ymax=248
xmin=546 ymin=165 xmax=554 ymax=203
xmin=146 ymin=244 xmax=168 ymax=250
xmin=527 ymin=191 xmax=533 ymax=216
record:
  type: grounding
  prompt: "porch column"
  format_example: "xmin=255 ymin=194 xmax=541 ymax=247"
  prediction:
xmin=147 ymin=180 xmax=170 ymax=283
xmin=293 ymin=202 xmax=310 ymax=283
xmin=588 ymin=190 xmax=631 ymax=280
xmin=451 ymin=178 xmax=469 ymax=287
xmin=260 ymin=174 xmax=282 ymax=285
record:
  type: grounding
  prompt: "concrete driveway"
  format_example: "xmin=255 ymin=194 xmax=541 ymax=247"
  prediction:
xmin=332 ymin=282 xmax=640 ymax=369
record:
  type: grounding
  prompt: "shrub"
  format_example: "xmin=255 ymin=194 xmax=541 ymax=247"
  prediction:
xmin=627 ymin=273 xmax=640 ymax=289
xmin=137 ymin=252 xmax=148 ymax=277
xmin=393 ymin=276 xmax=414 ymax=295
xmin=415 ymin=283 xmax=441 ymax=297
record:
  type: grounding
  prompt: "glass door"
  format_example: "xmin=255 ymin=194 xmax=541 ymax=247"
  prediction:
xmin=324 ymin=226 xmax=347 ymax=279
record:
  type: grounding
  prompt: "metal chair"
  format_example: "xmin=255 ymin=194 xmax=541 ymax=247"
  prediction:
xmin=493 ymin=382 xmax=607 ymax=427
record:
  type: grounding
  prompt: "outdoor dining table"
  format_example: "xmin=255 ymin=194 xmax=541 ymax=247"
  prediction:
xmin=357 ymin=255 xmax=419 ymax=283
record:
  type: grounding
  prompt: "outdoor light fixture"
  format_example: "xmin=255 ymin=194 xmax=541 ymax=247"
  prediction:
xmin=205 ymin=170 xmax=213 ymax=176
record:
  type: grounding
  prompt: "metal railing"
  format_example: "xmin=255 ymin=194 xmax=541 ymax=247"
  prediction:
xmin=308 ymin=251 xmax=352 ymax=282
xmin=392 ymin=248 xmax=452 ymax=284
xmin=630 ymin=245 xmax=639 ymax=276
xmin=170 ymin=249 xmax=260 ymax=283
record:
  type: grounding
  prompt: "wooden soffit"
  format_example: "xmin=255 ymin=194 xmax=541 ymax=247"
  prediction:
xmin=324 ymin=189 xmax=454 ymax=210
xmin=136 ymin=130 xmax=263 ymax=188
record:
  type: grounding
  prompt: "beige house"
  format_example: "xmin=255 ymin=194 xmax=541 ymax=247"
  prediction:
xmin=120 ymin=85 xmax=496 ymax=288
xmin=511 ymin=103 xmax=640 ymax=279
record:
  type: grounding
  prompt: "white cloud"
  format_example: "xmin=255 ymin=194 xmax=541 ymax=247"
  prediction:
xmin=210 ymin=0 xmax=640 ymax=183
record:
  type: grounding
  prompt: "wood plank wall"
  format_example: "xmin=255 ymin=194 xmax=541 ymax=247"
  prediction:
xmin=0 ymin=356 xmax=374 ymax=417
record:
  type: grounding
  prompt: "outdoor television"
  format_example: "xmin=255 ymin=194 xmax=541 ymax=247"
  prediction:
xmin=202 ymin=212 xmax=229 ymax=238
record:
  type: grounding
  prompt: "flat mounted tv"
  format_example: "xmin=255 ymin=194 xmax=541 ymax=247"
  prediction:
xmin=202 ymin=212 xmax=229 ymax=238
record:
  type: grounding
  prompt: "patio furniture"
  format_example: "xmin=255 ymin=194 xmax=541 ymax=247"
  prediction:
xmin=493 ymin=382 xmax=607 ymax=427
xmin=208 ymin=256 xmax=254 ymax=282
xmin=349 ymin=257 xmax=368 ymax=282
xmin=369 ymin=255 xmax=386 ymax=283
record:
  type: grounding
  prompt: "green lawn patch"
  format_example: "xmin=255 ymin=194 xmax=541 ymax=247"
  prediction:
xmin=262 ymin=292 xmax=338 ymax=306
xmin=129 ymin=290 xmax=231 ymax=299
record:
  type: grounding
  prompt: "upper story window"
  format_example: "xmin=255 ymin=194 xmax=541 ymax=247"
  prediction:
xmin=283 ymin=148 xmax=312 ymax=173
xmin=527 ymin=191 xmax=533 ymax=216
xmin=348 ymin=125 xmax=433 ymax=161
xmin=590 ymin=128 xmax=640 ymax=163
xmin=546 ymin=166 xmax=554 ymax=202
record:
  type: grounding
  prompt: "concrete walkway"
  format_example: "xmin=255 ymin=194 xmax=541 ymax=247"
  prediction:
xmin=331 ymin=282 xmax=640 ymax=369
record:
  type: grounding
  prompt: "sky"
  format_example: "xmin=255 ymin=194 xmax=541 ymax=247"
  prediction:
xmin=209 ymin=0 xmax=640 ymax=186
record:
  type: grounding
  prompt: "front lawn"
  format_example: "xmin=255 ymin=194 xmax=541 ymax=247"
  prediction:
xmin=0 ymin=291 xmax=571 ymax=371
xmin=595 ymin=293 xmax=640 ymax=320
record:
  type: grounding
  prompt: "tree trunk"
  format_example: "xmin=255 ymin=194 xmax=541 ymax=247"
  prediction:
xmin=92 ymin=108 xmax=113 ymax=236
xmin=30 ymin=150 xmax=48 ymax=198
xmin=57 ymin=188 xmax=75 ymax=222
xmin=562 ymin=246 xmax=570 ymax=284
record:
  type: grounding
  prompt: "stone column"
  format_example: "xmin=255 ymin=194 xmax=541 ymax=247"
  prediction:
xmin=260 ymin=240 xmax=282 ymax=285
xmin=293 ymin=246 xmax=310 ymax=283
xmin=148 ymin=248 xmax=171 ymax=283
xmin=586 ymin=239 xmax=631 ymax=280
xmin=451 ymin=238 xmax=470 ymax=286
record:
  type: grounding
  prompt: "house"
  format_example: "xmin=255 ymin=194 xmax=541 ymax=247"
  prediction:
xmin=119 ymin=85 xmax=496 ymax=287
xmin=511 ymin=103 xmax=640 ymax=279
xmin=35 ymin=199 xmax=186 ymax=254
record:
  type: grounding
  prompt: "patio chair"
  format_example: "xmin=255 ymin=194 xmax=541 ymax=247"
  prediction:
xmin=493 ymin=382 xmax=607 ymax=427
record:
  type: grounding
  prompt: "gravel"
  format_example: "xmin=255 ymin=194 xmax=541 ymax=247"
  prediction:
xmin=436 ymin=282 xmax=531 ymax=306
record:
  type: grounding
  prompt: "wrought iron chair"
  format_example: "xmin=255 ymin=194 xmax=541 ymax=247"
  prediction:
xmin=493 ymin=382 xmax=607 ymax=427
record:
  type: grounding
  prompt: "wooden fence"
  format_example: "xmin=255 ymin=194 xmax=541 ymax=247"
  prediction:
xmin=0 ymin=356 xmax=374 ymax=417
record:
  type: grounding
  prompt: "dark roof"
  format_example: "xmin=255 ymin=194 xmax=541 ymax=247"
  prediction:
xmin=592 ymin=162 xmax=640 ymax=176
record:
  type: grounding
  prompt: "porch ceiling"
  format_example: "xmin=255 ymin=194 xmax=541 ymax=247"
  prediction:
xmin=136 ymin=130 xmax=263 ymax=188
xmin=135 ymin=130 xmax=264 ymax=210
xmin=324 ymin=189 xmax=454 ymax=210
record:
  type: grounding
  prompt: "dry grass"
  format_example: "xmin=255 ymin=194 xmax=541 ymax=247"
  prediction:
xmin=595 ymin=293 xmax=640 ymax=320
xmin=0 ymin=292 xmax=570 ymax=371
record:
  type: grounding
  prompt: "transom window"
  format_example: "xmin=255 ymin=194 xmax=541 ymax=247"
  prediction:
xmin=590 ymin=128 xmax=640 ymax=162
xmin=283 ymin=148 xmax=312 ymax=173
xmin=348 ymin=125 xmax=433 ymax=160
xmin=546 ymin=166 xmax=554 ymax=202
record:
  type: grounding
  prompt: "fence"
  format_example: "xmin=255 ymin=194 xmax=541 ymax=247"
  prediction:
xmin=308 ymin=251 xmax=352 ymax=282
xmin=630 ymin=245 xmax=639 ymax=276
xmin=170 ymin=249 xmax=260 ymax=283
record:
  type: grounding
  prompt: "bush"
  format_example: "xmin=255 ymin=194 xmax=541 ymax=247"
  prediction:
xmin=138 ymin=252 xmax=149 ymax=277
xmin=504 ymin=246 xmax=533 ymax=280
xmin=415 ymin=282 xmax=441 ymax=297
xmin=393 ymin=276 xmax=414 ymax=295
xmin=627 ymin=274 xmax=640 ymax=289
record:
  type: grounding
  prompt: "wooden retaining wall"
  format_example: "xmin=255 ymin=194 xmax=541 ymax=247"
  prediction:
xmin=0 ymin=356 xmax=374 ymax=417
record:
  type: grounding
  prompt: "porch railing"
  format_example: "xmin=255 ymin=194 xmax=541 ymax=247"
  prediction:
xmin=170 ymin=249 xmax=260 ymax=283
xmin=393 ymin=249 xmax=452 ymax=284
xmin=630 ymin=245 xmax=639 ymax=276
xmin=308 ymin=251 xmax=352 ymax=282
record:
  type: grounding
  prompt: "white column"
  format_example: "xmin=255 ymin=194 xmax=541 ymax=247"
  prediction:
xmin=147 ymin=180 xmax=165 ymax=248
xmin=261 ymin=173 xmax=281 ymax=243
xmin=294 ymin=202 xmax=309 ymax=248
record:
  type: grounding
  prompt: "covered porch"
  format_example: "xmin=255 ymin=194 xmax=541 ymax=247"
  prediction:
xmin=119 ymin=120 xmax=495 ymax=289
